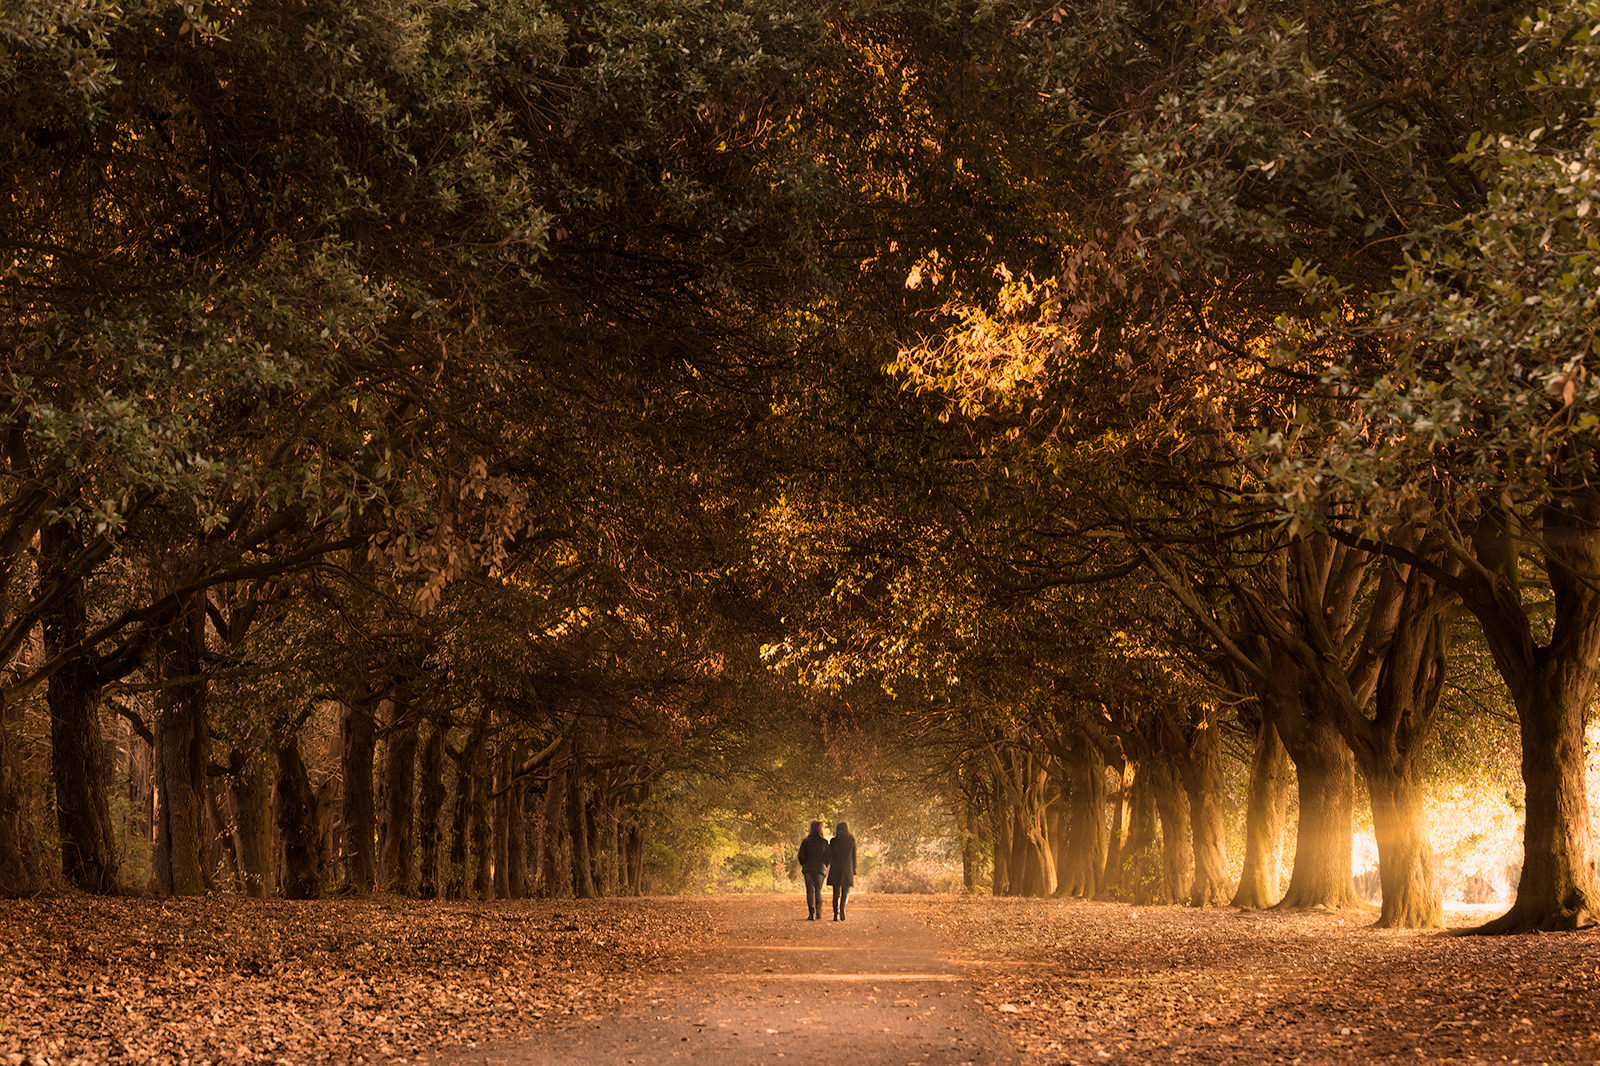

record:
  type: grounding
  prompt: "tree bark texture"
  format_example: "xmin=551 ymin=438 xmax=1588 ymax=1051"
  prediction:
xmin=1468 ymin=500 xmax=1600 ymax=932
xmin=1181 ymin=713 xmax=1233 ymax=907
xmin=1350 ymin=562 xmax=1450 ymax=929
xmin=0 ymin=694 xmax=49 ymax=897
xmin=228 ymin=747 xmax=274 ymax=898
xmin=566 ymin=767 xmax=597 ymax=899
xmin=536 ymin=765 xmax=568 ymax=896
xmin=378 ymin=704 xmax=417 ymax=895
xmin=338 ymin=699 xmax=377 ymax=893
xmin=1231 ymin=715 xmax=1290 ymax=908
xmin=274 ymin=737 xmax=325 ymax=900
xmin=1367 ymin=767 xmax=1442 ymax=928
xmin=989 ymin=778 xmax=1014 ymax=896
xmin=1146 ymin=752 xmax=1192 ymax=905
xmin=1097 ymin=759 xmax=1129 ymax=899
xmin=417 ymin=720 xmax=446 ymax=899
xmin=1057 ymin=731 xmax=1107 ymax=898
xmin=1276 ymin=714 xmax=1360 ymax=910
xmin=152 ymin=592 xmax=210 ymax=896
xmin=40 ymin=522 xmax=120 ymax=893
xmin=1118 ymin=763 xmax=1161 ymax=904
xmin=470 ymin=751 xmax=492 ymax=900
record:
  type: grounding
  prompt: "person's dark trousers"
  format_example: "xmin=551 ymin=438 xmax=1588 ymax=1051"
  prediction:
xmin=805 ymin=872 xmax=826 ymax=918
xmin=833 ymin=884 xmax=850 ymax=920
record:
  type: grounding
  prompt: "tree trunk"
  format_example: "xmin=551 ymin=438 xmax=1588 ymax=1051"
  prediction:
xmin=537 ymin=765 xmax=568 ymax=896
xmin=1468 ymin=501 xmax=1600 ymax=932
xmin=1182 ymin=714 xmax=1233 ymax=907
xmin=339 ymin=698 xmax=377 ymax=893
xmin=127 ymin=729 xmax=154 ymax=869
xmin=1098 ymin=758 xmax=1129 ymax=899
xmin=152 ymin=592 xmax=210 ymax=896
xmin=567 ymin=767 xmax=597 ymax=899
xmin=1118 ymin=763 xmax=1160 ymax=904
xmin=624 ymin=823 xmax=645 ymax=895
xmin=1276 ymin=714 xmax=1360 ymax=910
xmin=470 ymin=751 xmax=492 ymax=900
xmin=229 ymin=747 xmax=274 ymax=898
xmin=378 ymin=703 xmax=417 ymax=895
xmin=1485 ymin=684 xmax=1597 ymax=931
xmin=502 ymin=757 xmax=529 ymax=898
xmin=274 ymin=736 xmax=324 ymax=900
xmin=990 ymin=783 xmax=1014 ymax=896
xmin=0 ymin=693 xmax=49 ymax=897
xmin=417 ymin=720 xmax=446 ymax=899
xmin=960 ymin=789 xmax=981 ymax=893
xmin=1231 ymin=715 xmax=1290 ymax=908
xmin=40 ymin=522 xmax=120 ymax=894
xmin=446 ymin=756 xmax=471 ymax=899
xmin=1147 ymin=753 xmax=1191 ymax=905
xmin=1058 ymin=730 xmax=1106 ymax=898
xmin=599 ymin=791 xmax=622 ymax=896
xmin=1366 ymin=765 xmax=1442 ymax=928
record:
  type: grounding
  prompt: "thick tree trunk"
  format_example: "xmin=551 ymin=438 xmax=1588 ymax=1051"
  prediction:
xmin=1231 ymin=715 xmax=1291 ymax=908
xmin=1058 ymin=731 xmax=1106 ymax=898
xmin=537 ymin=765 xmax=568 ymax=896
xmin=624 ymin=823 xmax=645 ymax=895
xmin=1024 ymin=795 xmax=1059 ymax=898
xmin=1098 ymin=759 xmax=1129 ymax=899
xmin=1468 ymin=501 xmax=1600 ymax=933
xmin=0 ymin=693 xmax=49 ymax=897
xmin=274 ymin=737 xmax=324 ymax=900
xmin=1183 ymin=716 xmax=1233 ymax=907
xmin=1147 ymin=754 xmax=1191 ymax=905
xmin=504 ymin=770 xmax=529 ymax=898
xmin=1486 ymin=686 xmax=1596 ymax=931
xmin=206 ymin=782 xmax=240 ymax=889
xmin=152 ymin=592 xmax=210 ymax=896
xmin=960 ymin=790 xmax=981 ymax=893
xmin=378 ymin=704 xmax=417 ymax=896
xmin=1347 ymin=567 xmax=1449 ymax=929
xmin=566 ymin=768 xmax=597 ymax=899
xmin=229 ymin=748 xmax=274 ymax=898
xmin=40 ymin=523 xmax=119 ymax=893
xmin=600 ymin=791 xmax=623 ymax=896
xmin=990 ymin=783 xmax=1014 ymax=896
xmin=417 ymin=720 xmax=446 ymax=899
xmin=446 ymin=759 xmax=471 ymax=899
xmin=491 ymin=746 xmax=511 ymax=898
xmin=1120 ymin=766 xmax=1161 ymax=903
xmin=339 ymin=699 xmax=377 ymax=893
xmin=1366 ymin=765 xmax=1442 ymax=928
xmin=44 ymin=653 xmax=119 ymax=893
xmin=470 ymin=753 xmax=492 ymax=900
xmin=1276 ymin=714 xmax=1360 ymax=910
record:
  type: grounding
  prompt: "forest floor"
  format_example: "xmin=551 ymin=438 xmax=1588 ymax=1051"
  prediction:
xmin=4 ymin=892 xmax=1599 ymax=1066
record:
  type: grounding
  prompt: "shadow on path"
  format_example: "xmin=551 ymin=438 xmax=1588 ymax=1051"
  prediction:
xmin=439 ymin=895 xmax=1019 ymax=1066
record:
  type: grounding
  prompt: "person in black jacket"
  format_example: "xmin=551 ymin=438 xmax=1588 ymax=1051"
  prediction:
xmin=827 ymin=821 xmax=857 ymax=921
xmin=797 ymin=820 xmax=829 ymax=920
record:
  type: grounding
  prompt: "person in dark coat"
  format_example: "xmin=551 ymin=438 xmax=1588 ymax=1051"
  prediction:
xmin=797 ymin=820 xmax=829 ymax=920
xmin=826 ymin=821 xmax=857 ymax=921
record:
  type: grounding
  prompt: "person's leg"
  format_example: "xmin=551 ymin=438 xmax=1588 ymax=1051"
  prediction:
xmin=805 ymin=873 xmax=822 ymax=918
xmin=839 ymin=884 xmax=850 ymax=920
xmin=831 ymin=884 xmax=841 ymax=920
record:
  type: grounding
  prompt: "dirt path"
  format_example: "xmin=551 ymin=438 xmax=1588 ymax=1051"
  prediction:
xmin=439 ymin=895 xmax=1019 ymax=1066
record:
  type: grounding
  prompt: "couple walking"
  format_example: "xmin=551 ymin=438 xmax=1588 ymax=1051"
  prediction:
xmin=797 ymin=820 xmax=856 ymax=921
